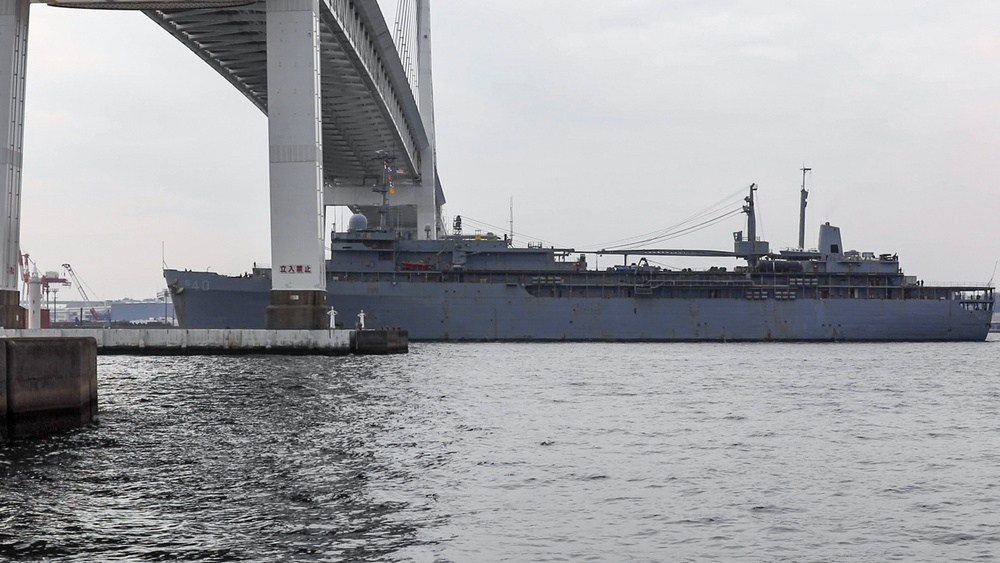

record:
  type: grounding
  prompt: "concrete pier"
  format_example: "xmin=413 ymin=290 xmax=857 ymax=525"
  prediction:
xmin=0 ymin=328 xmax=408 ymax=355
xmin=265 ymin=290 xmax=330 ymax=330
xmin=2 ymin=336 xmax=98 ymax=443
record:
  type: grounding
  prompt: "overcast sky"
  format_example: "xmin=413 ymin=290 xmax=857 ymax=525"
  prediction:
xmin=19 ymin=0 xmax=1000 ymax=300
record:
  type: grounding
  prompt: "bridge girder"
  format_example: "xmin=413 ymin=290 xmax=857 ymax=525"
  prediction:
xmin=141 ymin=0 xmax=429 ymax=193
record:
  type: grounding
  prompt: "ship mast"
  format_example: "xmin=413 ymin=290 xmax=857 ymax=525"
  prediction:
xmin=744 ymin=183 xmax=759 ymax=267
xmin=798 ymin=166 xmax=811 ymax=250
xmin=374 ymin=151 xmax=396 ymax=231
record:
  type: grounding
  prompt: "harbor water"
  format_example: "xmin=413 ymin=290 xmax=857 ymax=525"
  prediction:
xmin=2 ymin=336 xmax=999 ymax=561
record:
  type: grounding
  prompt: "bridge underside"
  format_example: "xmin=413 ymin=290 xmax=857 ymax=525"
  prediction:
xmin=137 ymin=0 xmax=443 ymax=235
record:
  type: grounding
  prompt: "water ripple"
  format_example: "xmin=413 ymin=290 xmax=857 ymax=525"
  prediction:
xmin=1 ymin=338 xmax=998 ymax=561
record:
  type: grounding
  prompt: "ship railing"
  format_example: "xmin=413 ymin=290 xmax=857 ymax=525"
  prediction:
xmin=341 ymin=270 xmax=992 ymax=292
xmin=643 ymin=278 xmax=755 ymax=288
xmin=347 ymin=270 xmax=764 ymax=288
xmin=919 ymin=281 xmax=994 ymax=288
xmin=574 ymin=275 xmax=755 ymax=287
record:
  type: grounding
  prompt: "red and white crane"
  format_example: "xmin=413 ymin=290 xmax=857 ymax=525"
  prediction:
xmin=18 ymin=253 xmax=72 ymax=326
xmin=18 ymin=253 xmax=69 ymax=290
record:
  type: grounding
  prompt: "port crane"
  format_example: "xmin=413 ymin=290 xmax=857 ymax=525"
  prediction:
xmin=18 ymin=254 xmax=70 ymax=290
xmin=61 ymin=263 xmax=106 ymax=322
xmin=17 ymin=253 xmax=72 ymax=325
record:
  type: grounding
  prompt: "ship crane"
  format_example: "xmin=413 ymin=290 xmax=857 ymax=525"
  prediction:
xmin=61 ymin=263 xmax=106 ymax=322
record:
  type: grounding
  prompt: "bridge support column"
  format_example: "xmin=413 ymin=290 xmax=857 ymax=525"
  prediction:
xmin=416 ymin=0 xmax=437 ymax=239
xmin=417 ymin=144 xmax=436 ymax=240
xmin=264 ymin=0 xmax=329 ymax=329
xmin=0 ymin=0 xmax=29 ymax=329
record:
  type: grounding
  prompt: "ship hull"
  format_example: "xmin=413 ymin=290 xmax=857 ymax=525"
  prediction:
xmin=164 ymin=270 xmax=992 ymax=341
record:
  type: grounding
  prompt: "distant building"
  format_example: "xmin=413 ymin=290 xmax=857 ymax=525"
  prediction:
xmin=110 ymin=300 xmax=175 ymax=324
xmin=57 ymin=297 xmax=174 ymax=325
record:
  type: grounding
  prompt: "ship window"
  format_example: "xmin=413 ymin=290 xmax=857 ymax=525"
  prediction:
xmin=830 ymin=244 xmax=840 ymax=253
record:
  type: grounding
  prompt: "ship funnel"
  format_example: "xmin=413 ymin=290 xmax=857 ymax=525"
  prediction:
xmin=818 ymin=222 xmax=843 ymax=259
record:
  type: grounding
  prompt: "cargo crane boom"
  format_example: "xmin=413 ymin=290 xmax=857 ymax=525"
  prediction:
xmin=61 ymin=263 xmax=105 ymax=322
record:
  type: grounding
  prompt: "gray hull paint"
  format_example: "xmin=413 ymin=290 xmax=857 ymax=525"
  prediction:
xmin=164 ymin=270 xmax=991 ymax=341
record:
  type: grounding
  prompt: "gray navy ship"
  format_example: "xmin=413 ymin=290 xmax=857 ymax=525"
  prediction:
xmin=164 ymin=183 xmax=994 ymax=341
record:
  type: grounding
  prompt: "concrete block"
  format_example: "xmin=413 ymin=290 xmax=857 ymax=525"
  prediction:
xmin=5 ymin=337 xmax=98 ymax=440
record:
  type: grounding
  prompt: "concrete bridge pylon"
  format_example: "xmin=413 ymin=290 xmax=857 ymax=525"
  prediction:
xmin=263 ymin=0 xmax=329 ymax=329
xmin=0 ymin=0 xmax=29 ymax=328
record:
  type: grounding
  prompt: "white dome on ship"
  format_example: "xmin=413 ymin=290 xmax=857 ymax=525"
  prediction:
xmin=348 ymin=213 xmax=368 ymax=231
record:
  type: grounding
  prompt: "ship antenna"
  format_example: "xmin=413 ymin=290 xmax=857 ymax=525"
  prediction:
xmin=508 ymin=195 xmax=514 ymax=246
xmin=798 ymin=166 xmax=811 ymax=250
xmin=988 ymin=259 xmax=998 ymax=287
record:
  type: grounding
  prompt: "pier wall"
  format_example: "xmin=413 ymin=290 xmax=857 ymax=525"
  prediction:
xmin=2 ymin=337 xmax=98 ymax=443
xmin=354 ymin=328 xmax=409 ymax=354
xmin=0 ymin=328 xmax=407 ymax=355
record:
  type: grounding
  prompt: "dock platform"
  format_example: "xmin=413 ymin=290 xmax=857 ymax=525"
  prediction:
xmin=0 ymin=328 xmax=407 ymax=356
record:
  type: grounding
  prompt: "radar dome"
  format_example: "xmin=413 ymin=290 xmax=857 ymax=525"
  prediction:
xmin=348 ymin=213 xmax=369 ymax=231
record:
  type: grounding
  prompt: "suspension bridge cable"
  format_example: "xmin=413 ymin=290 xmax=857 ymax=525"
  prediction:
xmin=393 ymin=0 xmax=416 ymax=92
